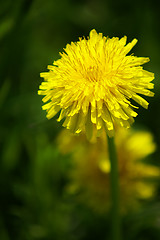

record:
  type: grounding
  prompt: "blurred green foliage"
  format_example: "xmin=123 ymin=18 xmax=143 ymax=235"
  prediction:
xmin=0 ymin=0 xmax=160 ymax=239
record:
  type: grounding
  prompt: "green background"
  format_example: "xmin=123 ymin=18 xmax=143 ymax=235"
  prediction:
xmin=0 ymin=0 xmax=160 ymax=239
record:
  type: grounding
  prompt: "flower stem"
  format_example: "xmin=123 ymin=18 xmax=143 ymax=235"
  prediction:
xmin=107 ymin=135 xmax=121 ymax=240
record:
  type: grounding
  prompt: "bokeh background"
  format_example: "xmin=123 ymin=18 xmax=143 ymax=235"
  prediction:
xmin=0 ymin=0 xmax=160 ymax=239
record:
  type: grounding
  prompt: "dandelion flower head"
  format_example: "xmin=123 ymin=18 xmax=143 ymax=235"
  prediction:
xmin=57 ymin=128 xmax=159 ymax=213
xmin=38 ymin=30 xmax=154 ymax=139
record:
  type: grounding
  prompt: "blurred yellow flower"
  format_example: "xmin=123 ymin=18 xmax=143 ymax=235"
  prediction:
xmin=57 ymin=128 xmax=159 ymax=213
xmin=39 ymin=29 xmax=154 ymax=139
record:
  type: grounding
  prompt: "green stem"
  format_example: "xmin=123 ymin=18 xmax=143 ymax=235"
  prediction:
xmin=107 ymin=135 xmax=121 ymax=240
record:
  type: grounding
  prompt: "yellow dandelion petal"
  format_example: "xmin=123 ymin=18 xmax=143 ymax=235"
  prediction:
xmin=38 ymin=29 xmax=154 ymax=139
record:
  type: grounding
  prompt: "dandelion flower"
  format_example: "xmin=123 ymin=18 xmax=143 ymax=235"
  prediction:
xmin=57 ymin=128 xmax=159 ymax=213
xmin=38 ymin=30 xmax=154 ymax=139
